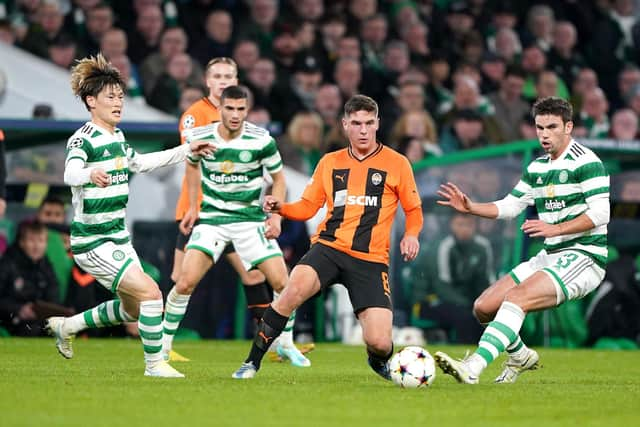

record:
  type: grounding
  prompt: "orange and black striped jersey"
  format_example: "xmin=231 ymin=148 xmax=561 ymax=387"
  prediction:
xmin=281 ymin=143 xmax=423 ymax=265
xmin=175 ymin=97 xmax=220 ymax=220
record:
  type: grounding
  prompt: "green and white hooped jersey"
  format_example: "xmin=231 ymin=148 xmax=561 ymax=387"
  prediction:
xmin=186 ymin=121 xmax=283 ymax=225
xmin=509 ymin=139 xmax=609 ymax=268
xmin=65 ymin=122 xmax=133 ymax=254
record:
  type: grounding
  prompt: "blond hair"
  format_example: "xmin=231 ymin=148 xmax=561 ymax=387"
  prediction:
xmin=70 ymin=53 xmax=125 ymax=111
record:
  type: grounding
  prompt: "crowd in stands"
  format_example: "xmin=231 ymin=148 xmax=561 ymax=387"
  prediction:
xmin=2 ymin=0 xmax=640 ymax=167
xmin=1 ymin=0 xmax=640 ymax=346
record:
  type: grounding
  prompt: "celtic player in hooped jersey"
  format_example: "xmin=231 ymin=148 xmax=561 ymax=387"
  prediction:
xmin=161 ymin=85 xmax=310 ymax=368
xmin=434 ymin=97 xmax=610 ymax=384
xmin=45 ymin=54 xmax=215 ymax=378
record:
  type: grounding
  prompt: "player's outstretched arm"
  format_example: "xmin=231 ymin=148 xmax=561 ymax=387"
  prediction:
xmin=437 ymin=182 xmax=499 ymax=219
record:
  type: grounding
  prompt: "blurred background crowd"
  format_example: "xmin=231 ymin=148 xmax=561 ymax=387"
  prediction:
xmin=0 ymin=0 xmax=639 ymax=349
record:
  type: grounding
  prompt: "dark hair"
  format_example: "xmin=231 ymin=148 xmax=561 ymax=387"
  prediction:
xmin=70 ymin=53 xmax=126 ymax=111
xmin=344 ymin=94 xmax=378 ymax=117
xmin=17 ymin=219 xmax=47 ymax=241
xmin=532 ymin=96 xmax=573 ymax=123
xmin=39 ymin=196 xmax=65 ymax=210
xmin=505 ymin=64 xmax=527 ymax=79
xmin=220 ymin=85 xmax=248 ymax=103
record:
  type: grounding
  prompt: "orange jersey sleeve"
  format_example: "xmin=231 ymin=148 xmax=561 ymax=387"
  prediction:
xmin=309 ymin=144 xmax=423 ymax=265
xmin=175 ymin=98 xmax=220 ymax=220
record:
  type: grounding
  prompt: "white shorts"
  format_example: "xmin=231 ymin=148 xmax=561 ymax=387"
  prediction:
xmin=510 ymin=249 xmax=605 ymax=305
xmin=186 ymin=221 xmax=282 ymax=269
xmin=74 ymin=241 xmax=141 ymax=293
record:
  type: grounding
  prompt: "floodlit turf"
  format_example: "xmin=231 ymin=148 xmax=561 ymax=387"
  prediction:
xmin=1 ymin=338 xmax=638 ymax=427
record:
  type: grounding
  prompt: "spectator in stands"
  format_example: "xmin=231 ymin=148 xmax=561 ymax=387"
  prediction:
xmin=485 ymin=1 xmax=518 ymax=54
xmin=432 ymin=0 xmax=476 ymax=68
xmin=488 ymin=64 xmax=528 ymax=142
xmin=99 ymin=28 xmax=127 ymax=60
xmin=247 ymin=105 xmax=274 ymax=133
xmin=282 ymin=52 xmax=324 ymax=121
xmin=79 ymin=3 xmax=114 ymax=56
xmin=237 ymin=0 xmax=279 ymax=56
xmin=579 ymin=87 xmax=610 ymax=139
xmin=47 ymin=33 xmax=78 ymax=69
xmin=518 ymin=112 xmax=537 ymax=140
xmin=178 ymin=85 xmax=205 ymax=117
xmin=245 ymin=57 xmax=283 ymax=125
xmin=0 ymin=220 xmax=65 ymax=336
xmin=547 ymin=21 xmax=585 ymax=90
xmin=389 ymin=110 xmax=438 ymax=150
xmin=400 ymin=20 xmax=430 ymax=66
xmin=381 ymin=40 xmax=411 ymax=87
xmin=32 ymin=104 xmax=54 ymax=119
xmin=288 ymin=0 xmax=324 ymax=24
xmin=333 ymin=58 xmax=362 ymax=103
xmin=439 ymin=75 xmax=504 ymax=143
xmin=62 ymin=0 xmax=100 ymax=41
xmin=609 ymin=108 xmax=639 ymax=140
xmin=492 ymin=27 xmax=521 ymax=65
xmin=20 ymin=0 xmax=67 ymax=59
xmin=346 ymin=0 xmax=379 ymax=32
xmin=147 ymin=52 xmax=195 ymax=115
xmin=232 ymin=39 xmax=260 ymax=81
xmin=479 ymin=51 xmax=506 ymax=94
xmin=271 ymin=27 xmax=302 ymax=85
xmin=109 ymin=54 xmax=145 ymax=105
xmin=612 ymin=64 xmax=640 ymax=111
xmin=522 ymin=4 xmax=555 ymax=52
xmin=314 ymin=83 xmax=342 ymax=132
xmin=139 ymin=27 xmax=203 ymax=98
xmin=521 ymin=44 xmax=569 ymax=102
xmin=190 ymin=9 xmax=234 ymax=68
xmin=380 ymin=80 xmax=426 ymax=141
xmin=439 ymin=108 xmax=489 ymax=153
xmin=360 ymin=13 xmax=388 ymax=73
xmin=278 ymin=111 xmax=324 ymax=176
xmin=317 ymin=14 xmax=346 ymax=68
xmin=570 ymin=67 xmax=599 ymax=113
xmin=424 ymin=54 xmax=452 ymax=115
xmin=398 ymin=135 xmax=442 ymax=163
xmin=127 ymin=4 xmax=164 ymax=65
xmin=459 ymin=30 xmax=485 ymax=66
xmin=535 ymin=69 xmax=562 ymax=101
xmin=37 ymin=196 xmax=66 ymax=225
xmin=411 ymin=213 xmax=492 ymax=343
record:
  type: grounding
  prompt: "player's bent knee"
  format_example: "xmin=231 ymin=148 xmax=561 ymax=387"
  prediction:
xmin=473 ymin=298 xmax=495 ymax=323
xmin=364 ymin=335 xmax=392 ymax=354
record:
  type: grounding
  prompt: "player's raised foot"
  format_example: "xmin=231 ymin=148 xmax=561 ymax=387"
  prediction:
xmin=367 ymin=358 xmax=391 ymax=381
xmin=434 ymin=351 xmax=479 ymax=384
xmin=45 ymin=316 xmax=74 ymax=359
xmin=163 ymin=349 xmax=191 ymax=362
xmin=276 ymin=343 xmax=311 ymax=367
xmin=495 ymin=349 xmax=540 ymax=384
xmin=144 ymin=361 xmax=185 ymax=378
xmin=231 ymin=361 xmax=257 ymax=379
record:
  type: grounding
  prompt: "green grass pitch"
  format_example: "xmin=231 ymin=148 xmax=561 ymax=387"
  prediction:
xmin=1 ymin=338 xmax=638 ymax=427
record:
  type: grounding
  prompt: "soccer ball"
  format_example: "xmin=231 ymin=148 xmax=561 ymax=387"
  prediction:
xmin=389 ymin=346 xmax=436 ymax=388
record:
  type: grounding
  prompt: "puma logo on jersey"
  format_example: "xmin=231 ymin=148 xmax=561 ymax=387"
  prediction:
xmin=335 ymin=174 xmax=345 ymax=183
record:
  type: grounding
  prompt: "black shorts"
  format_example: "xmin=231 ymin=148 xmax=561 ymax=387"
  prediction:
xmin=298 ymin=243 xmax=392 ymax=315
xmin=175 ymin=221 xmax=234 ymax=255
